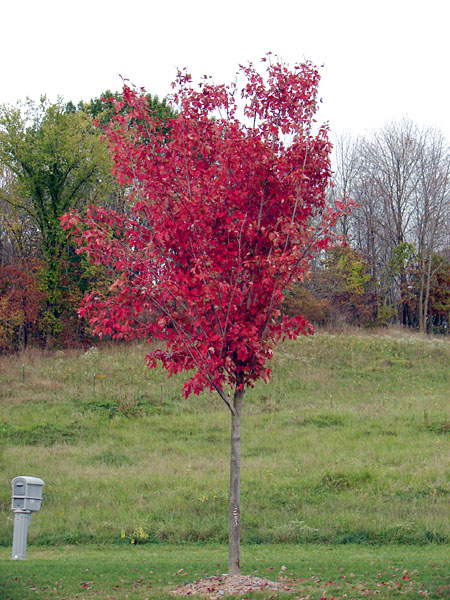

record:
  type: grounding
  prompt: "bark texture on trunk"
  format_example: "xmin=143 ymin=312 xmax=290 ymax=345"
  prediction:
xmin=228 ymin=387 xmax=243 ymax=575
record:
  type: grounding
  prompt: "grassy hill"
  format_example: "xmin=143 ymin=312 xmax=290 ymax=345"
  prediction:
xmin=0 ymin=330 xmax=449 ymax=547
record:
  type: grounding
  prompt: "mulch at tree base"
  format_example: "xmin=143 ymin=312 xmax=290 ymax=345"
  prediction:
xmin=171 ymin=574 xmax=291 ymax=598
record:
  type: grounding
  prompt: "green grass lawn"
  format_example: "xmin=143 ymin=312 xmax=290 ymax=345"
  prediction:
xmin=1 ymin=543 xmax=449 ymax=599
xmin=0 ymin=330 xmax=449 ymax=597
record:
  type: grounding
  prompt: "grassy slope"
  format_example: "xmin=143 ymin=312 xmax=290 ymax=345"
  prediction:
xmin=0 ymin=330 xmax=449 ymax=547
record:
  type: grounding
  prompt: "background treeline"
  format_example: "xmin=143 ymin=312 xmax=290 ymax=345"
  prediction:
xmin=0 ymin=93 xmax=175 ymax=351
xmin=285 ymin=121 xmax=450 ymax=335
xmin=0 ymin=95 xmax=449 ymax=352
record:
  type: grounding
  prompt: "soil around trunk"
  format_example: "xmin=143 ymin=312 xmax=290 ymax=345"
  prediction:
xmin=170 ymin=574 xmax=290 ymax=598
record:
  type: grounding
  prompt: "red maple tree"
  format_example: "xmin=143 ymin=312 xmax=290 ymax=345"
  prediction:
xmin=62 ymin=57 xmax=343 ymax=574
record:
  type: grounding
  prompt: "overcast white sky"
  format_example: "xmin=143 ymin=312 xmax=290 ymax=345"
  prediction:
xmin=2 ymin=0 xmax=449 ymax=142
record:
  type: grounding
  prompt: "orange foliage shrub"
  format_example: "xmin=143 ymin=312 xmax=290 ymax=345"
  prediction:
xmin=0 ymin=260 xmax=47 ymax=351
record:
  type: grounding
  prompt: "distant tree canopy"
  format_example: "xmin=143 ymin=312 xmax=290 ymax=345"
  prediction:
xmin=67 ymin=89 xmax=177 ymax=128
xmin=0 ymin=90 xmax=449 ymax=351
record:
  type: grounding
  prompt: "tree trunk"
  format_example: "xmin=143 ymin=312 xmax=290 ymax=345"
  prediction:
xmin=418 ymin=273 xmax=425 ymax=333
xmin=228 ymin=387 xmax=244 ymax=575
xmin=423 ymin=251 xmax=435 ymax=335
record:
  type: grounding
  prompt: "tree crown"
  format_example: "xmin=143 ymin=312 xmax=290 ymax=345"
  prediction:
xmin=62 ymin=58 xmax=342 ymax=404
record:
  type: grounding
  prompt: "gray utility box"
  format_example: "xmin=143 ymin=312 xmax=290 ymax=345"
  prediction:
xmin=11 ymin=476 xmax=44 ymax=512
xmin=11 ymin=476 xmax=45 ymax=560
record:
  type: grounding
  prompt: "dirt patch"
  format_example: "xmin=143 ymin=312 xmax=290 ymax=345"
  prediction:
xmin=171 ymin=574 xmax=291 ymax=598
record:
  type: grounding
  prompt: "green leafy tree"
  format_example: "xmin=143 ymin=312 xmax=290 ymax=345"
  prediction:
xmin=0 ymin=98 xmax=111 ymax=339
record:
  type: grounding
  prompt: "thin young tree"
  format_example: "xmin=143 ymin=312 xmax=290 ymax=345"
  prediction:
xmin=62 ymin=58 xmax=342 ymax=574
xmin=414 ymin=129 xmax=450 ymax=332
